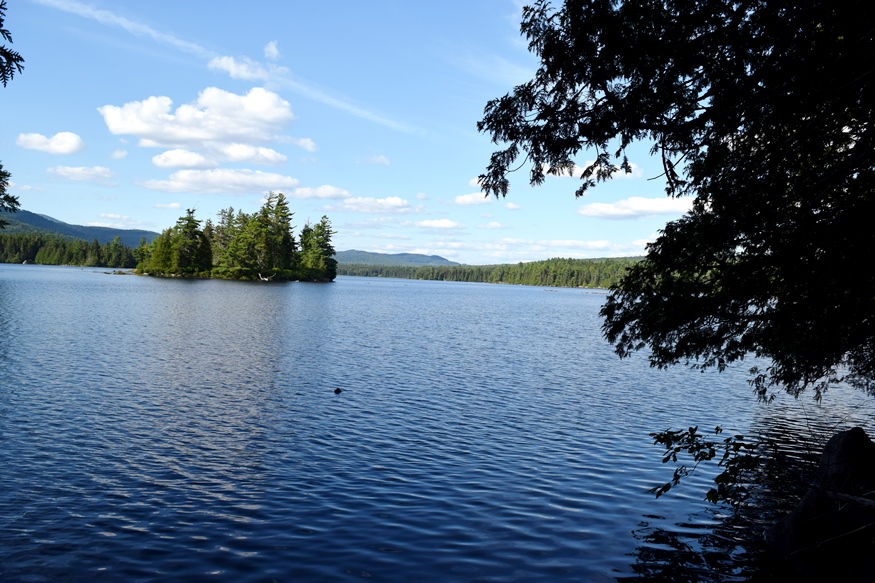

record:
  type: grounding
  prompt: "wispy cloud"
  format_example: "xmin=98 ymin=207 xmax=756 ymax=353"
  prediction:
xmin=142 ymin=168 xmax=299 ymax=194
xmin=327 ymin=196 xmax=420 ymax=214
xmin=417 ymin=219 xmax=464 ymax=229
xmin=35 ymin=0 xmax=419 ymax=133
xmin=455 ymin=192 xmax=491 ymax=206
xmin=47 ymin=165 xmax=114 ymax=184
xmin=32 ymin=0 xmax=215 ymax=59
xmin=290 ymin=185 xmax=350 ymax=200
xmin=577 ymin=196 xmax=692 ymax=219
xmin=366 ymin=155 xmax=390 ymax=166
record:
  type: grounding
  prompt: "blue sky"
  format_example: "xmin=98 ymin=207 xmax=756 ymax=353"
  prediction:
xmin=2 ymin=0 xmax=691 ymax=264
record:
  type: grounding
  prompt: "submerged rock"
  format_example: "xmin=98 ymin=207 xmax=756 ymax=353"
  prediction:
xmin=765 ymin=427 xmax=875 ymax=579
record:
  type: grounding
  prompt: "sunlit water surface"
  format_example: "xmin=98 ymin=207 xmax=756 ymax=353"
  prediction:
xmin=1 ymin=265 xmax=873 ymax=581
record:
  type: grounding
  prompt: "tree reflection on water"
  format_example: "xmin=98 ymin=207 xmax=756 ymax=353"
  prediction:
xmin=622 ymin=388 xmax=874 ymax=582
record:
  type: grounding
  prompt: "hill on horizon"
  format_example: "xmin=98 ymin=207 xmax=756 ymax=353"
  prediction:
xmin=0 ymin=209 xmax=160 ymax=247
xmin=336 ymin=249 xmax=460 ymax=267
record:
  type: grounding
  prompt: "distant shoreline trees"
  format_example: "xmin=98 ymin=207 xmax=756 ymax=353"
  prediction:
xmin=338 ymin=256 xmax=637 ymax=289
xmin=0 ymin=233 xmax=136 ymax=267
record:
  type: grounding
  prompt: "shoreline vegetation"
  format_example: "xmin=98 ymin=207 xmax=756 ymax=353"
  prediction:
xmin=0 ymin=193 xmax=339 ymax=283
xmin=0 ymin=226 xmax=638 ymax=289
xmin=338 ymin=257 xmax=639 ymax=289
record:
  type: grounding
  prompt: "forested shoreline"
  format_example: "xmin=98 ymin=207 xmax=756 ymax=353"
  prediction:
xmin=0 ymin=193 xmax=339 ymax=281
xmin=338 ymin=257 xmax=639 ymax=288
xmin=0 ymin=232 xmax=137 ymax=267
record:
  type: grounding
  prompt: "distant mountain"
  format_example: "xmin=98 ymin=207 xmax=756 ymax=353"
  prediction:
xmin=0 ymin=209 xmax=160 ymax=247
xmin=336 ymin=249 xmax=460 ymax=267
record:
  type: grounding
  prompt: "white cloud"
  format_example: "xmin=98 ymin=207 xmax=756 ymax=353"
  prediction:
xmin=505 ymin=202 xmax=521 ymax=210
xmin=155 ymin=202 xmax=181 ymax=209
xmin=88 ymin=214 xmax=148 ymax=229
xmin=289 ymin=137 xmax=317 ymax=152
xmin=366 ymin=155 xmax=390 ymax=166
xmin=36 ymin=0 xmax=417 ymax=134
xmin=219 ymin=144 xmax=287 ymax=165
xmin=207 ymin=55 xmax=289 ymax=82
xmin=152 ymin=149 xmax=212 ymax=168
xmin=111 ymin=149 xmax=128 ymax=159
xmin=468 ymin=176 xmax=483 ymax=188
xmin=32 ymin=0 xmax=215 ymax=58
xmin=481 ymin=221 xmax=504 ymax=229
xmin=577 ymin=196 xmax=693 ymax=219
xmin=290 ymin=185 xmax=350 ymax=200
xmin=477 ymin=237 xmax=647 ymax=261
xmin=373 ymin=233 xmax=410 ymax=240
xmin=47 ymin=165 xmax=114 ymax=183
xmin=16 ymin=131 xmax=85 ymax=154
xmin=416 ymin=192 xmax=428 ymax=200
xmin=264 ymin=41 xmax=280 ymax=60
xmin=142 ymin=168 xmax=299 ymax=194
xmin=8 ymin=182 xmax=44 ymax=191
xmin=98 ymin=87 xmax=293 ymax=149
xmin=329 ymin=196 xmax=417 ymax=214
xmin=455 ymin=192 xmax=491 ymax=206
xmin=417 ymin=219 xmax=464 ymax=229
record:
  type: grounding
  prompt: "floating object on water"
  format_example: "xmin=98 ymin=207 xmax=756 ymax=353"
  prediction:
xmin=334 ymin=388 xmax=342 ymax=394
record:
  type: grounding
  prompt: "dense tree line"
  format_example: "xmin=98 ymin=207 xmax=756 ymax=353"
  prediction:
xmin=0 ymin=232 xmax=137 ymax=267
xmin=338 ymin=257 xmax=637 ymax=288
xmin=137 ymin=193 xmax=337 ymax=282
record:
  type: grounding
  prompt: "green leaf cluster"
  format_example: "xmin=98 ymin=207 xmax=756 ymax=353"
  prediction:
xmin=650 ymin=426 xmax=759 ymax=508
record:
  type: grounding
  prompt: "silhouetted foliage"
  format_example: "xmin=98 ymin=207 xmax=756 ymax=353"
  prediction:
xmin=0 ymin=2 xmax=23 ymax=228
xmin=0 ymin=0 xmax=23 ymax=87
xmin=0 ymin=161 xmax=17 ymax=229
xmin=479 ymin=0 xmax=875 ymax=400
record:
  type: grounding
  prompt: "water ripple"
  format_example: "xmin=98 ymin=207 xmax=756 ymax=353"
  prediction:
xmin=1 ymin=267 xmax=872 ymax=581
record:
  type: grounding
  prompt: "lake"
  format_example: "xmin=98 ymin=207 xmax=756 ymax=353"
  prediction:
xmin=1 ymin=265 xmax=873 ymax=581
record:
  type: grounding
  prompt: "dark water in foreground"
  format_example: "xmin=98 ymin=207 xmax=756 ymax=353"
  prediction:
xmin=1 ymin=265 xmax=873 ymax=582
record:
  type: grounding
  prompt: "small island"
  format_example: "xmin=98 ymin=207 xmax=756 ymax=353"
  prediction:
xmin=137 ymin=192 xmax=337 ymax=282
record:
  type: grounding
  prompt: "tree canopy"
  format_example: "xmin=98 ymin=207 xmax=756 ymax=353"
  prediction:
xmin=138 ymin=195 xmax=337 ymax=282
xmin=0 ymin=0 xmax=23 ymax=87
xmin=1 ymin=1 xmax=23 ymax=228
xmin=478 ymin=0 xmax=875 ymax=399
xmin=0 ymin=161 xmax=18 ymax=229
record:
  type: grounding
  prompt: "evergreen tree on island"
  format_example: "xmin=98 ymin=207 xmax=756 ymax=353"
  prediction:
xmin=137 ymin=193 xmax=336 ymax=282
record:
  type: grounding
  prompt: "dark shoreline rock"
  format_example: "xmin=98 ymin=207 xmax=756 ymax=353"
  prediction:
xmin=765 ymin=427 xmax=875 ymax=579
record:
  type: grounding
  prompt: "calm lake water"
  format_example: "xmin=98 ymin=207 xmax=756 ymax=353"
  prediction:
xmin=2 ymin=265 xmax=873 ymax=582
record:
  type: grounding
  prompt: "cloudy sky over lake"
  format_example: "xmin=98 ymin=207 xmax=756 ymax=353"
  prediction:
xmin=2 ymin=0 xmax=692 ymax=263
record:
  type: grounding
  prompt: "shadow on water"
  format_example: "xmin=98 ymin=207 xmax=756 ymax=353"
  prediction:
xmin=621 ymin=387 xmax=875 ymax=582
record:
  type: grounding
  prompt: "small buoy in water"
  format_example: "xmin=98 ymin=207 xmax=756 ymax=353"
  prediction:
xmin=334 ymin=388 xmax=342 ymax=394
